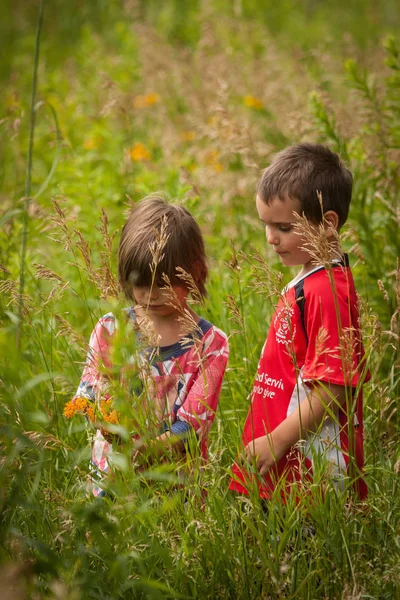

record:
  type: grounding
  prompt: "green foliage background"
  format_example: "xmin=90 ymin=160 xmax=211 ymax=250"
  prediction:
xmin=1 ymin=1 xmax=399 ymax=598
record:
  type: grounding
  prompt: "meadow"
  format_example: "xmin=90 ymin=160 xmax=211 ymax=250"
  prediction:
xmin=1 ymin=1 xmax=400 ymax=598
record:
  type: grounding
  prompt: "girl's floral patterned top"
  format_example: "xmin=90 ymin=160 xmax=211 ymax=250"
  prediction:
xmin=72 ymin=309 xmax=229 ymax=497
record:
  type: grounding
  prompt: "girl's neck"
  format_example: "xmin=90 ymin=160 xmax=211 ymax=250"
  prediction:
xmin=135 ymin=305 xmax=201 ymax=347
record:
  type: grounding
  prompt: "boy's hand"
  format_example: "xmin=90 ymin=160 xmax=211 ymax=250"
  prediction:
xmin=243 ymin=383 xmax=344 ymax=477
xmin=244 ymin=435 xmax=277 ymax=476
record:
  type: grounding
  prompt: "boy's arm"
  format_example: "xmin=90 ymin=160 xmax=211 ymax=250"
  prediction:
xmin=244 ymin=383 xmax=345 ymax=476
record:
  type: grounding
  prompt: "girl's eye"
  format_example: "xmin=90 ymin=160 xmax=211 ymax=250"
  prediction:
xmin=278 ymin=225 xmax=293 ymax=232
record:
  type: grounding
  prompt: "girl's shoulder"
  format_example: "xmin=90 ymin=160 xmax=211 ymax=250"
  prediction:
xmin=189 ymin=318 xmax=229 ymax=360
xmin=91 ymin=312 xmax=117 ymax=336
xmin=93 ymin=308 xmax=136 ymax=336
xmin=154 ymin=319 xmax=228 ymax=364
xmin=200 ymin=319 xmax=229 ymax=348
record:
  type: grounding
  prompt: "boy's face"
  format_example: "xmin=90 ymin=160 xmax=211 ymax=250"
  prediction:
xmin=256 ymin=194 xmax=316 ymax=273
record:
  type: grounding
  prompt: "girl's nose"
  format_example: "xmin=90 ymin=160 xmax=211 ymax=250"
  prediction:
xmin=148 ymin=285 xmax=160 ymax=301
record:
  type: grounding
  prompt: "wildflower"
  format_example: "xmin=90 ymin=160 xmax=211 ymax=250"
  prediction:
xmin=104 ymin=410 xmax=120 ymax=425
xmin=243 ymin=95 xmax=264 ymax=109
xmin=100 ymin=399 xmax=121 ymax=425
xmin=181 ymin=130 xmax=196 ymax=142
xmin=64 ymin=396 xmax=120 ymax=426
xmin=204 ymin=150 xmax=223 ymax=172
xmin=63 ymin=397 xmax=90 ymax=418
xmin=83 ymin=137 xmax=100 ymax=150
xmin=130 ymin=143 xmax=151 ymax=162
xmin=86 ymin=404 xmax=95 ymax=422
xmin=133 ymin=93 xmax=161 ymax=109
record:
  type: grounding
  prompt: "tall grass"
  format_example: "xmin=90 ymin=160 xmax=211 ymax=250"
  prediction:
xmin=1 ymin=2 xmax=399 ymax=598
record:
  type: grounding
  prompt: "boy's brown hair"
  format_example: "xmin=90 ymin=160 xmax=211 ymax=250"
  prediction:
xmin=118 ymin=195 xmax=208 ymax=301
xmin=257 ymin=143 xmax=353 ymax=228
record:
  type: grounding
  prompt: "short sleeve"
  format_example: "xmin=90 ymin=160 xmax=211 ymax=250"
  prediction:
xmin=301 ymin=271 xmax=363 ymax=388
xmin=74 ymin=313 xmax=116 ymax=402
xmin=176 ymin=327 xmax=229 ymax=439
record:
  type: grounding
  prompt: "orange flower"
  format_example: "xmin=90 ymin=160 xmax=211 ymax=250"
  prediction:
xmin=130 ymin=143 xmax=151 ymax=162
xmin=104 ymin=410 xmax=120 ymax=425
xmin=243 ymin=95 xmax=264 ymax=109
xmin=64 ymin=396 xmax=121 ymax=429
xmin=63 ymin=397 xmax=90 ymax=418
xmin=133 ymin=93 xmax=161 ymax=109
xmin=86 ymin=404 xmax=95 ymax=421
xmin=83 ymin=135 xmax=103 ymax=150
xmin=100 ymin=399 xmax=112 ymax=411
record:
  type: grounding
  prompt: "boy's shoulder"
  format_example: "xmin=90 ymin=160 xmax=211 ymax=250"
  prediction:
xmin=286 ymin=258 xmax=355 ymax=298
xmin=304 ymin=262 xmax=354 ymax=296
xmin=278 ymin=259 xmax=358 ymax=332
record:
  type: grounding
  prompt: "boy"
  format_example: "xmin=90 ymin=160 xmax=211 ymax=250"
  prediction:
xmin=230 ymin=143 xmax=369 ymax=500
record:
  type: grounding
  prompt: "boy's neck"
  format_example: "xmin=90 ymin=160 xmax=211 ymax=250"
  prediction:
xmin=297 ymin=243 xmax=345 ymax=279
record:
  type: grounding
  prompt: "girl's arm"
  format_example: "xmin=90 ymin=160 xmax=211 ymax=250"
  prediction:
xmin=133 ymin=428 xmax=187 ymax=458
xmin=244 ymin=382 xmax=345 ymax=476
xmin=72 ymin=314 xmax=115 ymax=405
xmin=174 ymin=332 xmax=229 ymax=441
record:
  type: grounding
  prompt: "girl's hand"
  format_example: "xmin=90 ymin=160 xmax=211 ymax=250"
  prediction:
xmin=132 ymin=437 xmax=148 ymax=468
xmin=244 ymin=435 xmax=277 ymax=476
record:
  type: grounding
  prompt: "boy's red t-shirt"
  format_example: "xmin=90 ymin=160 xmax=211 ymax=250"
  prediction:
xmin=230 ymin=259 xmax=369 ymax=500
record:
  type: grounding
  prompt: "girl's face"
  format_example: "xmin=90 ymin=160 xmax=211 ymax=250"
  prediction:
xmin=132 ymin=283 xmax=188 ymax=318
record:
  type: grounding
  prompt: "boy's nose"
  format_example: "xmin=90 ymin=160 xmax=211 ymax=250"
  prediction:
xmin=266 ymin=227 xmax=279 ymax=246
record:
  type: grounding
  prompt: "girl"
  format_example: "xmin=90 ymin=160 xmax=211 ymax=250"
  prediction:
xmin=71 ymin=195 xmax=229 ymax=497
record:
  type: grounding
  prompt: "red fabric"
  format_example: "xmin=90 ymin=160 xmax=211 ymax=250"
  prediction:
xmin=230 ymin=263 xmax=369 ymax=500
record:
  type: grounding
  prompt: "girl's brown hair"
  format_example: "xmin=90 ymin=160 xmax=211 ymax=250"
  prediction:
xmin=118 ymin=195 xmax=208 ymax=301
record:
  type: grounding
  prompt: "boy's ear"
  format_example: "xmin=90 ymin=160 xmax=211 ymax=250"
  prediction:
xmin=323 ymin=210 xmax=340 ymax=233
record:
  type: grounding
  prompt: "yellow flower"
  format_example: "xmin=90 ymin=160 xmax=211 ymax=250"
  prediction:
xmin=204 ymin=150 xmax=224 ymax=172
xmin=181 ymin=130 xmax=196 ymax=142
xmin=130 ymin=143 xmax=151 ymax=162
xmin=205 ymin=150 xmax=219 ymax=164
xmin=243 ymin=95 xmax=264 ymax=109
xmin=133 ymin=93 xmax=161 ymax=109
